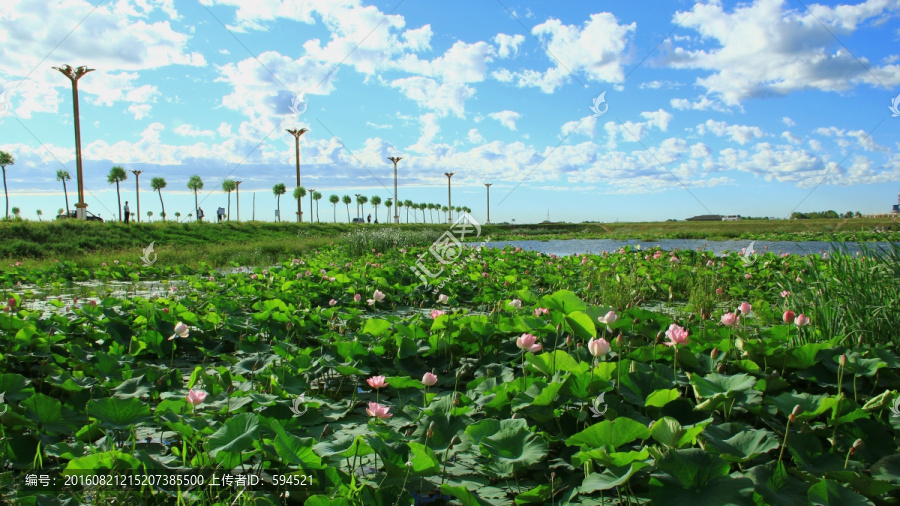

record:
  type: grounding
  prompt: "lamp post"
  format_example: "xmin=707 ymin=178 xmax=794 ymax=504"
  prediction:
xmin=286 ymin=128 xmax=308 ymax=223
xmin=235 ymin=181 xmax=243 ymax=222
xmin=388 ymin=156 xmax=402 ymax=224
xmin=308 ymin=189 xmax=316 ymax=225
xmin=444 ymin=172 xmax=455 ymax=223
xmin=484 ymin=183 xmax=492 ymax=224
xmin=354 ymin=193 xmax=361 ymax=219
xmin=131 ymin=170 xmax=142 ymax=222
xmin=53 ymin=64 xmax=94 ymax=220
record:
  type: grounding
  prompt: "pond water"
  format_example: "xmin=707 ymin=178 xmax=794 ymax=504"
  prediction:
xmin=481 ymin=238 xmax=898 ymax=257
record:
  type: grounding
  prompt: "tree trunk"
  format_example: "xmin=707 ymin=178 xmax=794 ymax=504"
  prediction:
xmin=116 ymin=181 xmax=122 ymax=221
xmin=2 ymin=167 xmax=7 ymax=220
xmin=62 ymin=179 xmax=70 ymax=215
xmin=227 ymin=193 xmax=231 ymax=220
xmin=194 ymin=191 xmax=199 ymax=222
xmin=158 ymin=190 xmax=166 ymax=221
xmin=276 ymin=195 xmax=281 ymax=222
xmin=346 ymin=204 xmax=350 ymax=223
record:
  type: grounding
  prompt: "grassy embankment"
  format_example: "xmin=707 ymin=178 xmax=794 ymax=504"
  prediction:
xmin=0 ymin=216 xmax=896 ymax=269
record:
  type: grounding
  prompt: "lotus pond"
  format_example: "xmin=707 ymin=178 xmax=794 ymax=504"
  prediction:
xmin=1 ymin=240 xmax=900 ymax=505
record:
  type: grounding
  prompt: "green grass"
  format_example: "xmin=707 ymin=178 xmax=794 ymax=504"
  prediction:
xmin=0 ymin=217 xmax=896 ymax=270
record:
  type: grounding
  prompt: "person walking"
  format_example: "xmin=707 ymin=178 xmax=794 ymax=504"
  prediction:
xmin=198 ymin=207 xmax=204 ymax=222
xmin=367 ymin=214 xmax=372 ymax=224
xmin=218 ymin=207 xmax=225 ymax=222
xmin=123 ymin=201 xmax=130 ymax=224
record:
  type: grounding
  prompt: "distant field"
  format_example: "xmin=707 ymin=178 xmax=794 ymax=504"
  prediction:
xmin=0 ymin=217 xmax=896 ymax=269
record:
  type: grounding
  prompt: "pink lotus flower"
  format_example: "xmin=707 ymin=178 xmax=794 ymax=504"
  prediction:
xmin=716 ymin=288 xmax=723 ymax=295
xmin=421 ymin=372 xmax=438 ymax=387
xmin=437 ymin=294 xmax=449 ymax=304
xmin=664 ymin=324 xmax=689 ymax=347
xmin=509 ymin=299 xmax=522 ymax=310
xmin=329 ymin=299 xmax=337 ymax=306
xmin=598 ymin=310 xmax=618 ymax=326
xmin=101 ymin=262 xmax=107 ymax=267
xmin=795 ymin=314 xmax=810 ymax=326
xmin=186 ymin=389 xmax=207 ymax=407
xmin=534 ymin=307 xmax=549 ymax=317
xmin=168 ymin=322 xmax=189 ymax=340
xmin=208 ymin=276 xmax=215 ymax=281
xmin=163 ymin=308 xmax=169 ymax=313
xmin=738 ymin=302 xmax=752 ymax=315
xmin=783 ymin=310 xmax=795 ymax=324
xmin=366 ymin=401 xmax=392 ymax=419
xmin=250 ymin=274 xmax=258 ymax=280
xmin=7 ymin=298 xmax=15 ymax=309
xmin=744 ymin=273 xmax=752 ymax=279
xmin=353 ymin=293 xmax=362 ymax=302
xmin=587 ymin=337 xmax=611 ymax=357
xmin=516 ymin=333 xmax=542 ymax=353
xmin=113 ymin=260 xmax=119 ymax=264
xmin=367 ymin=375 xmax=389 ymax=389
xmin=292 ymin=258 xmax=300 ymax=265
xmin=780 ymin=290 xmax=791 ymax=298
xmin=367 ymin=290 xmax=386 ymax=305
xmin=721 ymin=312 xmax=738 ymax=327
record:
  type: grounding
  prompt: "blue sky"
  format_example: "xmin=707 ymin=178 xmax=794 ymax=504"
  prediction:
xmin=1 ymin=0 xmax=899 ymax=224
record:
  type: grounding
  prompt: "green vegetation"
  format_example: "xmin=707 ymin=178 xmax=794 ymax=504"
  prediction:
xmin=1 ymin=237 xmax=899 ymax=503
xmin=0 ymin=217 xmax=896 ymax=270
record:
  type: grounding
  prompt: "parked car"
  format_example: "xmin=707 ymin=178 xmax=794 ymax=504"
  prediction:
xmin=722 ymin=215 xmax=742 ymax=221
xmin=56 ymin=210 xmax=104 ymax=222
xmin=351 ymin=217 xmax=365 ymax=223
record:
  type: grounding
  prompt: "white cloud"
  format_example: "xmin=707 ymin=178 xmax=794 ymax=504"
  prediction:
xmin=783 ymin=117 xmax=796 ymax=127
xmin=561 ymin=115 xmax=597 ymax=139
xmin=495 ymin=33 xmax=525 ymax=58
xmin=667 ymin=0 xmax=900 ymax=105
xmin=366 ymin=122 xmax=393 ymax=129
xmin=640 ymin=80 xmax=681 ymax=90
xmin=467 ymin=128 xmax=484 ymax=144
xmin=670 ymin=96 xmax=728 ymax=112
xmin=697 ymin=119 xmax=765 ymax=145
xmin=174 ymin=124 xmax=216 ymax=137
xmin=127 ymin=104 xmax=152 ymax=120
xmin=781 ymin=131 xmax=802 ymax=144
xmin=508 ymin=13 xmax=636 ymax=92
xmin=390 ymin=77 xmax=475 ymax=118
xmin=489 ymin=110 xmax=521 ymax=131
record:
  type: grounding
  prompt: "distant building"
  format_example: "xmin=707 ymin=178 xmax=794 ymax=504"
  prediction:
xmin=686 ymin=214 xmax=723 ymax=221
xmin=893 ymin=191 xmax=899 ymax=214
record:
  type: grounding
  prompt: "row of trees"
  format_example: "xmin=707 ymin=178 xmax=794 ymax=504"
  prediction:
xmin=0 ymin=150 xmax=473 ymax=223
xmin=274 ymin=183 xmax=472 ymax=224
xmin=790 ymin=210 xmax=862 ymax=219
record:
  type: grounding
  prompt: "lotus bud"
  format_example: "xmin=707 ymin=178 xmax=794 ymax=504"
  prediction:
xmin=839 ymin=354 xmax=847 ymax=367
xmin=711 ymin=347 xmax=719 ymax=360
xmin=427 ymin=421 xmax=435 ymax=439
xmin=566 ymin=335 xmax=573 ymax=347
xmin=616 ymin=334 xmax=624 ymax=348
xmin=790 ymin=405 xmax=802 ymax=422
xmin=850 ymin=439 xmax=863 ymax=454
xmin=717 ymin=363 xmax=725 ymax=373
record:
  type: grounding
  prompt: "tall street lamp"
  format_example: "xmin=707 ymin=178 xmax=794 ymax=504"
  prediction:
xmin=235 ymin=181 xmax=243 ymax=222
xmin=131 ymin=170 xmax=142 ymax=222
xmin=388 ymin=156 xmax=402 ymax=224
xmin=444 ymin=172 xmax=455 ymax=223
xmin=308 ymin=189 xmax=316 ymax=225
xmin=53 ymin=64 xmax=95 ymax=220
xmin=286 ymin=128 xmax=308 ymax=223
xmin=484 ymin=183 xmax=492 ymax=224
